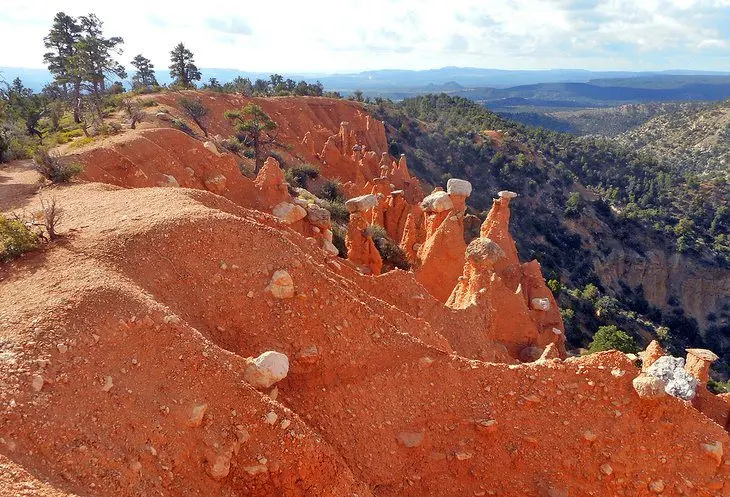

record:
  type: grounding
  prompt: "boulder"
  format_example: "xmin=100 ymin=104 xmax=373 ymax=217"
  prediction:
xmin=446 ymin=178 xmax=472 ymax=197
xmin=203 ymin=141 xmax=222 ymax=157
xmin=345 ymin=194 xmax=378 ymax=213
xmin=272 ymin=202 xmax=307 ymax=225
xmin=204 ymin=174 xmax=227 ymax=194
xmin=466 ymin=237 xmax=505 ymax=265
xmin=244 ymin=351 xmax=290 ymax=389
xmin=646 ymin=356 xmax=698 ymax=401
xmin=266 ymin=270 xmax=294 ymax=299
xmin=322 ymin=239 xmax=339 ymax=256
xmin=531 ymin=298 xmax=551 ymax=311
xmin=306 ymin=204 xmax=331 ymax=228
xmin=632 ymin=374 xmax=667 ymax=400
xmin=420 ymin=191 xmax=454 ymax=213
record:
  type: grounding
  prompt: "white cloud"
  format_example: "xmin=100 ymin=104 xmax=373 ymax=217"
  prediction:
xmin=1 ymin=0 xmax=730 ymax=73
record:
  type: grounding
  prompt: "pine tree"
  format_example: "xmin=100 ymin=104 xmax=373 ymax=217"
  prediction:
xmin=43 ymin=12 xmax=82 ymax=121
xmin=131 ymin=54 xmax=158 ymax=89
xmin=169 ymin=43 xmax=201 ymax=88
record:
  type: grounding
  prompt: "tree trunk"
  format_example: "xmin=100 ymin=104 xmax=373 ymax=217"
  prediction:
xmin=73 ymin=81 xmax=81 ymax=123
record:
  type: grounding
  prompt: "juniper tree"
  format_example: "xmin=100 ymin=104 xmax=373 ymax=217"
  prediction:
xmin=169 ymin=43 xmax=201 ymax=88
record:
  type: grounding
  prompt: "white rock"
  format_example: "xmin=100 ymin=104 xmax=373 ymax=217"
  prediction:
xmin=203 ymin=141 xmax=222 ymax=157
xmin=322 ymin=239 xmax=339 ymax=256
xmin=101 ymin=375 xmax=114 ymax=392
xmin=264 ymin=411 xmax=278 ymax=425
xmin=244 ymin=351 xmax=290 ymax=389
xmin=189 ymin=403 xmax=208 ymax=427
xmin=646 ymin=356 xmax=698 ymax=401
xmin=159 ymin=174 xmax=179 ymax=188
xmin=267 ymin=270 xmax=294 ymax=299
xmin=420 ymin=191 xmax=454 ymax=213
xmin=531 ymin=298 xmax=551 ymax=311
xmin=447 ymin=178 xmax=472 ymax=197
xmin=498 ymin=190 xmax=518 ymax=199
xmin=345 ymin=194 xmax=378 ymax=213
xmin=31 ymin=374 xmax=44 ymax=392
xmin=272 ymin=202 xmax=307 ymax=225
xmin=324 ymin=229 xmax=333 ymax=242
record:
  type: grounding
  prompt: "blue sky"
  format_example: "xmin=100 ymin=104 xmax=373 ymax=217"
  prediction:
xmin=2 ymin=0 xmax=730 ymax=72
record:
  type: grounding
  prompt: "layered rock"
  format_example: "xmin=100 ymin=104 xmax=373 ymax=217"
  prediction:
xmin=446 ymin=190 xmax=566 ymax=357
xmin=415 ymin=182 xmax=471 ymax=303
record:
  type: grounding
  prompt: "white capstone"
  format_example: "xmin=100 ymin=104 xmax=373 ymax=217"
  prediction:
xmin=498 ymin=190 xmax=518 ymax=199
xmin=345 ymin=194 xmax=378 ymax=213
xmin=447 ymin=178 xmax=473 ymax=197
xmin=420 ymin=191 xmax=454 ymax=213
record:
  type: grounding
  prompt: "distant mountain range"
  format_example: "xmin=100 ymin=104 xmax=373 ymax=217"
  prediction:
xmin=3 ymin=65 xmax=730 ymax=93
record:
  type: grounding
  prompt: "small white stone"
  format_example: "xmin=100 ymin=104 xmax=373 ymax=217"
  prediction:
xmin=101 ymin=376 xmax=114 ymax=392
xmin=31 ymin=374 xmax=44 ymax=392
xmin=264 ymin=411 xmax=278 ymax=425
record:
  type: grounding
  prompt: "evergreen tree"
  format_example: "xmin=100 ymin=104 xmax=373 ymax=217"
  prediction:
xmin=224 ymin=104 xmax=278 ymax=172
xmin=74 ymin=14 xmax=126 ymax=97
xmin=43 ymin=12 xmax=82 ymax=121
xmin=131 ymin=54 xmax=158 ymax=89
xmin=169 ymin=43 xmax=201 ymax=88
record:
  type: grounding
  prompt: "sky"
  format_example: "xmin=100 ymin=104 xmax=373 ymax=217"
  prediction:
xmin=2 ymin=0 xmax=730 ymax=73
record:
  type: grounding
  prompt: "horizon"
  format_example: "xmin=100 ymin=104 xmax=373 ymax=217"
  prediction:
xmin=3 ymin=1 xmax=730 ymax=75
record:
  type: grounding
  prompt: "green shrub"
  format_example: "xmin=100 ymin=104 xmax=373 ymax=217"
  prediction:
xmin=319 ymin=199 xmax=349 ymax=225
xmin=587 ymin=325 xmax=639 ymax=354
xmin=365 ymin=224 xmax=411 ymax=271
xmin=331 ymin=224 xmax=348 ymax=258
xmin=286 ymin=163 xmax=320 ymax=189
xmin=316 ymin=179 xmax=345 ymax=202
xmin=33 ymin=149 xmax=82 ymax=183
xmin=0 ymin=215 xmax=38 ymax=262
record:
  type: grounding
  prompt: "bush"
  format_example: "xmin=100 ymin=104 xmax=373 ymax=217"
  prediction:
xmin=316 ymin=179 xmax=345 ymax=202
xmin=0 ymin=215 xmax=38 ymax=262
xmin=365 ymin=224 xmax=411 ymax=271
xmin=285 ymin=163 xmax=319 ymax=189
xmin=319 ymin=199 xmax=349 ymax=225
xmin=33 ymin=149 xmax=82 ymax=183
xmin=331 ymin=224 xmax=348 ymax=258
xmin=587 ymin=325 xmax=639 ymax=354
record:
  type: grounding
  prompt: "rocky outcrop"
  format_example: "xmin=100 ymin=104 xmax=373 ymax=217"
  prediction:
xmin=255 ymin=157 xmax=290 ymax=210
xmin=346 ymin=212 xmax=383 ymax=275
xmin=415 ymin=182 xmax=471 ymax=303
xmin=446 ymin=190 xmax=566 ymax=357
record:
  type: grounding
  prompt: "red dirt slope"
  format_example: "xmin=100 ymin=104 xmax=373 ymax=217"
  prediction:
xmin=2 ymin=165 xmax=729 ymax=496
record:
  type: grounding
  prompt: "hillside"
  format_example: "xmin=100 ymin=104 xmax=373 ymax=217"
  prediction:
xmin=2 ymin=91 xmax=730 ymax=496
xmin=618 ymin=99 xmax=730 ymax=178
xmin=373 ymin=94 xmax=730 ymax=374
xmin=503 ymin=102 xmax=703 ymax=136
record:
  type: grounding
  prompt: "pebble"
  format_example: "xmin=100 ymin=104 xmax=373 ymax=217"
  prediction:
xmin=649 ymin=480 xmax=665 ymax=493
xmin=188 ymin=404 xmax=208 ymax=427
xmin=57 ymin=343 xmax=68 ymax=354
xmin=600 ymin=463 xmax=613 ymax=475
xmin=264 ymin=411 xmax=278 ymax=425
xmin=101 ymin=376 xmax=114 ymax=392
xmin=31 ymin=374 xmax=44 ymax=392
